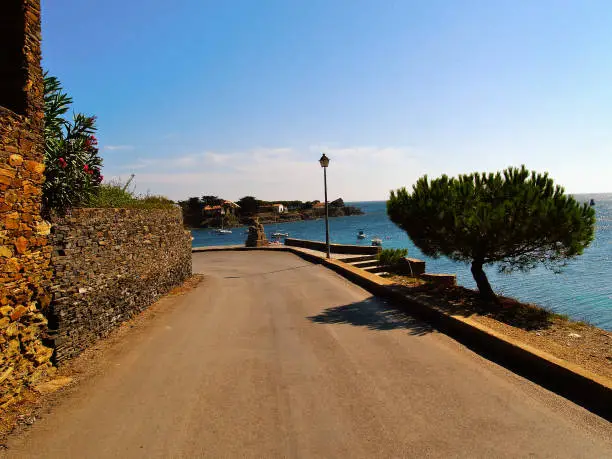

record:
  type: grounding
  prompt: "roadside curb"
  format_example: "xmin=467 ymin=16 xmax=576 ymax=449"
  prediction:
xmin=192 ymin=246 xmax=612 ymax=421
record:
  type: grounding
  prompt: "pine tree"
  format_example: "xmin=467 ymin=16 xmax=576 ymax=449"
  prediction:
xmin=387 ymin=166 xmax=596 ymax=300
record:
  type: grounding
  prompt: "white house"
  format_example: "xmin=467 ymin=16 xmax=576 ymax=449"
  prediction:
xmin=272 ymin=203 xmax=285 ymax=213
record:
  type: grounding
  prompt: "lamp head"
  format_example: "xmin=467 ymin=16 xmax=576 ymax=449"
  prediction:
xmin=319 ymin=153 xmax=330 ymax=168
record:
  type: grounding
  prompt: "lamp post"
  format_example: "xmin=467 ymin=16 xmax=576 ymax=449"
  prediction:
xmin=319 ymin=153 xmax=331 ymax=259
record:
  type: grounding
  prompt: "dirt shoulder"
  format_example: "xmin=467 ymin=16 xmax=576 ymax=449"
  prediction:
xmin=0 ymin=275 xmax=204 ymax=447
xmin=387 ymin=275 xmax=612 ymax=380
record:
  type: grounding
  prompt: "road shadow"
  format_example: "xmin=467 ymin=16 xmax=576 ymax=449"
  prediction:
xmin=308 ymin=297 xmax=433 ymax=336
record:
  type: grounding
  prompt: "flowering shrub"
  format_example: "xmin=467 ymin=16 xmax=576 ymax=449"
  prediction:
xmin=42 ymin=74 xmax=103 ymax=214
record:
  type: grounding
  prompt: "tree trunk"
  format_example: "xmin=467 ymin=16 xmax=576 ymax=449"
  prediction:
xmin=471 ymin=260 xmax=497 ymax=302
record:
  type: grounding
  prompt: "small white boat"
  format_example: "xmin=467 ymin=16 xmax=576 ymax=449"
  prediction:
xmin=272 ymin=232 xmax=289 ymax=238
xmin=216 ymin=217 xmax=232 ymax=234
xmin=371 ymin=238 xmax=382 ymax=247
xmin=357 ymin=230 xmax=366 ymax=239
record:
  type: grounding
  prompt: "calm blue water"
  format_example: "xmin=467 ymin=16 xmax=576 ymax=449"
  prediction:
xmin=193 ymin=194 xmax=612 ymax=330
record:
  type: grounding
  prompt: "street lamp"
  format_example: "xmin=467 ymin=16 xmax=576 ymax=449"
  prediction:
xmin=319 ymin=153 xmax=331 ymax=259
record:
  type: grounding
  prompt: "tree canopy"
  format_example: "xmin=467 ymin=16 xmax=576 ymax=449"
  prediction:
xmin=387 ymin=166 xmax=596 ymax=300
xmin=201 ymin=196 xmax=221 ymax=206
xmin=237 ymin=196 xmax=259 ymax=215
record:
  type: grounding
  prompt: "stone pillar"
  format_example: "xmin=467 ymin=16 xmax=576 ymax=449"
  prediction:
xmin=245 ymin=218 xmax=269 ymax=247
xmin=0 ymin=0 xmax=54 ymax=409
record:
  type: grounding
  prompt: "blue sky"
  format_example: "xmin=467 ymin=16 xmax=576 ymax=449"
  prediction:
xmin=42 ymin=0 xmax=612 ymax=201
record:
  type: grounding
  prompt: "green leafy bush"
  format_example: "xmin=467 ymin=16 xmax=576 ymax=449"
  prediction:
xmin=377 ymin=248 xmax=408 ymax=266
xmin=43 ymin=73 xmax=103 ymax=214
xmin=88 ymin=182 xmax=136 ymax=208
xmin=87 ymin=178 xmax=175 ymax=209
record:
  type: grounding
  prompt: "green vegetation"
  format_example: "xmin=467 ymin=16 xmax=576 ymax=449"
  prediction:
xmin=179 ymin=197 xmax=209 ymax=227
xmin=387 ymin=165 xmax=596 ymax=301
xmin=377 ymin=248 xmax=408 ymax=266
xmin=43 ymin=73 xmax=103 ymax=214
xmin=87 ymin=177 xmax=175 ymax=209
xmin=201 ymin=196 xmax=221 ymax=206
xmin=236 ymin=196 xmax=259 ymax=215
xmin=178 ymin=195 xmax=363 ymax=228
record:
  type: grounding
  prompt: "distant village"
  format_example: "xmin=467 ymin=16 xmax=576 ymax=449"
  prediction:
xmin=178 ymin=196 xmax=364 ymax=228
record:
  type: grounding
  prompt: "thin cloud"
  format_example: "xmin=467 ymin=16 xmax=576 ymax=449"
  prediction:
xmin=119 ymin=158 xmax=158 ymax=170
xmin=104 ymin=145 xmax=423 ymax=202
xmin=104 ymin=145 xmax=135 ymax=151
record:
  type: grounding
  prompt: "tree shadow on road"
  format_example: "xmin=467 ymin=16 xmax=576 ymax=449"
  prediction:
xmin=307 ymin=297 xmax=433 ymax=336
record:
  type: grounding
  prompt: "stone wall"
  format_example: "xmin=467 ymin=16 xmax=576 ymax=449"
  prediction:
xmin=0 ymin=0 xmax=54 ymax=409
xmin=48 ymin=208 xmax=192 ymax=363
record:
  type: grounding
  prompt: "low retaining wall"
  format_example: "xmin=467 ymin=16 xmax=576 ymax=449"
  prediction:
xmin=389 ymin=258 xmax=426 ymax=276
xmin=48 ymin=208 xmax=192 ymax=363
xmin=285 ymin=237 xmax=381 ymax=255
xmin=420 ymin=273 xmax=456 ymax=286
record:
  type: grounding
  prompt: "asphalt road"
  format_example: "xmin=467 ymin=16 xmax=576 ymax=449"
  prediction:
xmin=6 ymin=251 xmax=611 ymax=458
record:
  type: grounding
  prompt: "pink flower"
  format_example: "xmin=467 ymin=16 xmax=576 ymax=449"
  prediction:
xmin=58 ymin=157 xmax=67 ymax=168
xmin=83 ymin=164 xmax=89 ymax=172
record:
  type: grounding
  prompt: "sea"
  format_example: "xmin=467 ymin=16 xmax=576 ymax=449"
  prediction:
xmin=192 ymin=193 xmax=612 ymax=331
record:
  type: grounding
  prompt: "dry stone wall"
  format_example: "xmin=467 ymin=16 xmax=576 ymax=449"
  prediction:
xmin=0 ymin=0 xmax=54 ymax=409
xmin=48 ymin=208 xmax=192 ymax=363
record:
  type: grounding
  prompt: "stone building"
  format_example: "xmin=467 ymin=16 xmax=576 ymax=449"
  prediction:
xmin=0 ymin=0 xmax=54 ymax=407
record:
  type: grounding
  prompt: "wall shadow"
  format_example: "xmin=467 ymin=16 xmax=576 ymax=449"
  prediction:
xmin=308 ymin=297 xmax=433 ymax=336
